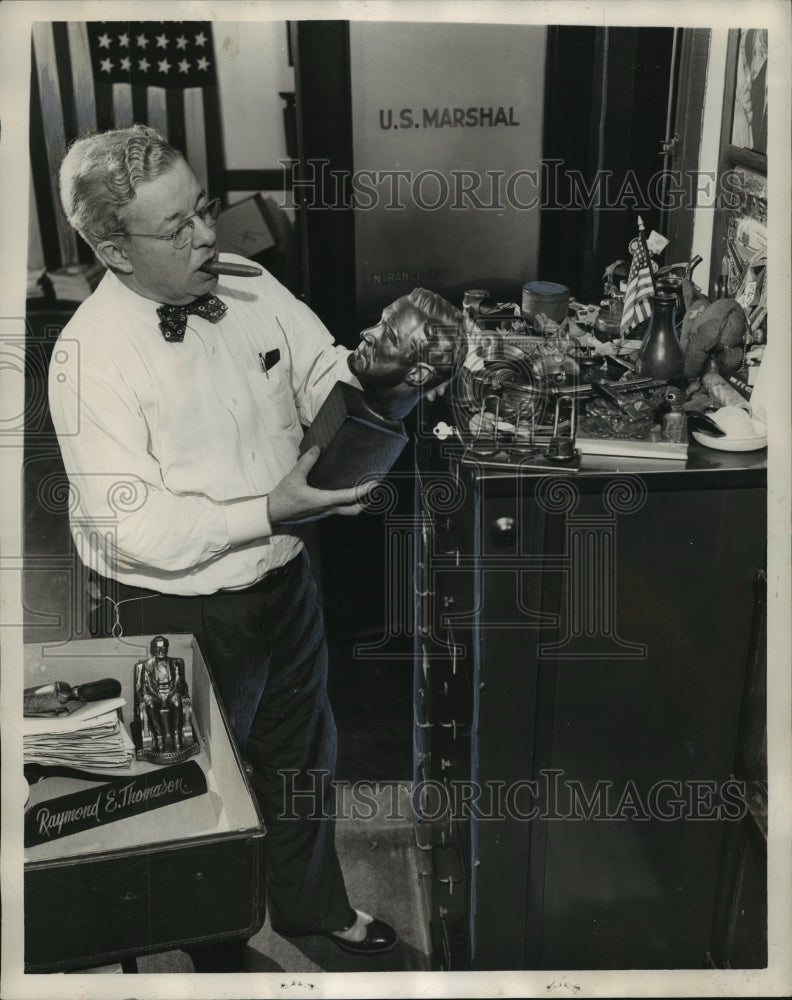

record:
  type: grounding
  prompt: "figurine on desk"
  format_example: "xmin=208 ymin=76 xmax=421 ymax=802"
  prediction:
xmin=133 ymin=636 xmax=199 ymax=764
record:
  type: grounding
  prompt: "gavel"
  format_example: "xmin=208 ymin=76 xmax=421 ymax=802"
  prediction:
xmin=23 ymin=678 xmax=122 ymax=717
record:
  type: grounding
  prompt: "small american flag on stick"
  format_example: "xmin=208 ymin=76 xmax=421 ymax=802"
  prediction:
xmin=620 ymin=216 xmax=655 ymax=336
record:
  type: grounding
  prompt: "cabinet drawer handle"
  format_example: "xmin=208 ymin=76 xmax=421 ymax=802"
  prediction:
xmin=491 ymin=516 xmax=517 ymax=546
xmin=415 ymin=687 xmax=434 ymax=729
xmin=433 ymin=841 xmax=464 ymax=890
xmin=414 ymin=824 xmax=447 ymax=852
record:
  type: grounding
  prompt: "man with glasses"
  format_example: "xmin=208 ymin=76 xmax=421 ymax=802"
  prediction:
xmin=49 ymin=124 xmax=400 ymax=969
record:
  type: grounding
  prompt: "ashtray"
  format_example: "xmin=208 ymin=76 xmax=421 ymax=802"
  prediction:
xmin=691 ymin=430 xmax=767 ymax=452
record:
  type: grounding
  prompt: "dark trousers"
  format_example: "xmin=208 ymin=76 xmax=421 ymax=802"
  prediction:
xmin=91 ymin=550 xmax=355 ymax=936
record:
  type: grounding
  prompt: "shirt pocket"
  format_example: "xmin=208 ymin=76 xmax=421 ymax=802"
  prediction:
xmin=246 ymin=362 xmax=299 ymax=431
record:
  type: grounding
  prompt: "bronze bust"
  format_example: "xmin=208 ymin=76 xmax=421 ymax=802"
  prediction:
xmin=347 ymin=288 xmax=471 ymax=420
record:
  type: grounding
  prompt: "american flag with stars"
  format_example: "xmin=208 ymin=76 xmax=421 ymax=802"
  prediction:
xmin=620 ymin=228 xmax=655 ymax=336
xmin=86 ymin=22 xmax=217 ymax=89
xmin=30 ymin=21 xmax=223 ymax=269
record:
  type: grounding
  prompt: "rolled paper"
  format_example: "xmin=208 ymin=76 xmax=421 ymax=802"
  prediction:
xmin=200 ymin=260 xmax=263 ymax=277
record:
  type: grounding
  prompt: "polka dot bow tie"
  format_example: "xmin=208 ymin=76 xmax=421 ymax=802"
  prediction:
xmin=156 ymin=294 xmax=228 ymax=342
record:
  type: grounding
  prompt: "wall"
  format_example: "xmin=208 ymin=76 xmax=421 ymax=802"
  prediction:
xmin=212 ymin=21 xmax=295 ymax=221
xmin=214 ymin=21 xmax=293 ymax=170
xmin=349 ymin=22 xmax=546 ymax=315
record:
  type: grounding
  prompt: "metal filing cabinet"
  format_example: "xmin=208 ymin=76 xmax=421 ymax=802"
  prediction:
xmin=413 ymin=429 xmax=767 ymax=970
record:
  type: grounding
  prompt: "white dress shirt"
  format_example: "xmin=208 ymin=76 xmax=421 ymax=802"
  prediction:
xmin=48 ymin=255 xmax=357 ymax=595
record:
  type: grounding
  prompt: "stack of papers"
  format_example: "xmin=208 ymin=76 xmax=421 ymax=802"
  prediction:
xmin=23 ymin=698 xmax=134 ymax=770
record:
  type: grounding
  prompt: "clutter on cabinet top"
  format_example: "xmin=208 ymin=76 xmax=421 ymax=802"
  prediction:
xmin=687 ymin=371 xmax=767 ymax=453
xmin=446 ymin=210 xmax=767 ymax=463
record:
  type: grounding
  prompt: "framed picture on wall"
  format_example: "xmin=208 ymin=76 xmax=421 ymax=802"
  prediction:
xmin=730 ymin=28 xmax=768 ymax=155
xmin=709 ymin=29 xmax=768 ymax=299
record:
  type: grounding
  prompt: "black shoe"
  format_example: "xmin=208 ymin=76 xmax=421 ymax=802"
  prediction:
xmin=327 ymin=916 xmax=397 ymax=955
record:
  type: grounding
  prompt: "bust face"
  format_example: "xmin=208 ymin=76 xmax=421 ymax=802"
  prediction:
xmin=348 ymin=296 xmax=429 ymax=389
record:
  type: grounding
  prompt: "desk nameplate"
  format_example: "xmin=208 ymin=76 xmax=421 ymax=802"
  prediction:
xmin=25 ymin=760 xmax=207 ymax=848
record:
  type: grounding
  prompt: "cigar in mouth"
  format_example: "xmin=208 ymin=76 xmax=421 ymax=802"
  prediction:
xmin=200 ymin=260 xmax=263 ymax=277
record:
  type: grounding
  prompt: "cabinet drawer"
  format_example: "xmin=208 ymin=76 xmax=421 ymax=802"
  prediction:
xmin=431 ymin=839 xmax=466 ymax=916
xmin=25 ymin=833 xmax=265 ymax=971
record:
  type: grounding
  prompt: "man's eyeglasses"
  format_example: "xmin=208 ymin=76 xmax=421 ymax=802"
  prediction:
xmin=109 ymin=197 xmax=221 ymax=251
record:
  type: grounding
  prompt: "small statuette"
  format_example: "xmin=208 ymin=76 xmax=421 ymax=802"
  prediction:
xmin=132 ymin=636 xmax=199 ymax=765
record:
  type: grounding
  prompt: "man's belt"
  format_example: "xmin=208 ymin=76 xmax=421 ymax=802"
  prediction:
xmin=90 ymin=553 xmax=300 ymax=604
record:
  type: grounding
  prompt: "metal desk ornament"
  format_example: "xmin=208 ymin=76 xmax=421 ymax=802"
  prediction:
xmin=132 ymin=636 xmax=199 ymax=764
xmin=447 ymin=324 xmax=583 ymax=471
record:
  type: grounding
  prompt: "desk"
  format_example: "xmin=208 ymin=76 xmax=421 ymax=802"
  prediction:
xmin=24 ymin=635 xmax=266 ymax=972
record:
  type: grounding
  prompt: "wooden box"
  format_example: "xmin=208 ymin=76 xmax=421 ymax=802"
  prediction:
xmin=23 ymin=635 xmax=266 ymax=972
xmin=300 ymin=381 xmax=409 ymax=489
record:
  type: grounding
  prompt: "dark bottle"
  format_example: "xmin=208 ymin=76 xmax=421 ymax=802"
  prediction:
xmin=656 ymin=274 xmax=684 ymax=322
xmin=635 ymin=291 xmax=683 ymax=381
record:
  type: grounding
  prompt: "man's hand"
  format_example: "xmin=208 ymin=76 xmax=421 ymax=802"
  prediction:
xmin=269 ymin=446 xmax=376 ymax=525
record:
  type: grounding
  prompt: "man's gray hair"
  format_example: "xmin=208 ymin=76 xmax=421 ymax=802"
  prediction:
xmin=59 ymin=124 xmax=183 ymax=248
